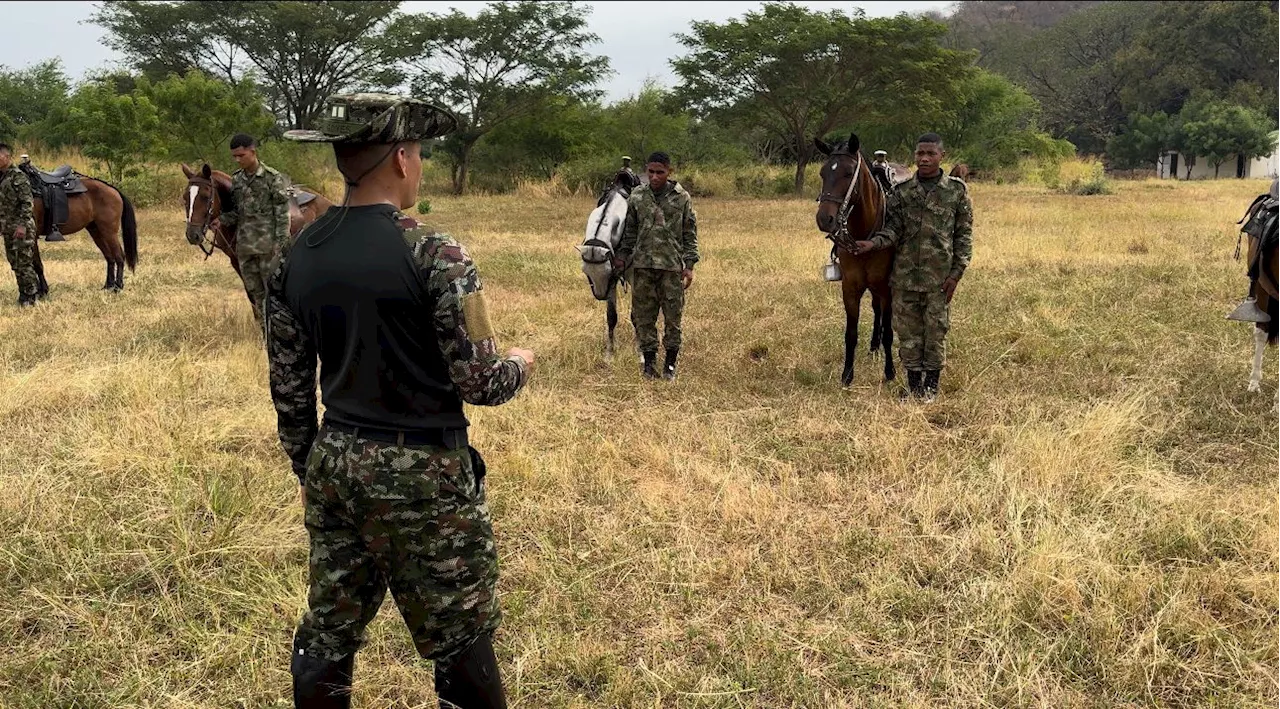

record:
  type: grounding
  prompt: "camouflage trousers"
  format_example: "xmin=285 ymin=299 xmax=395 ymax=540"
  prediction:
xmin=630 ymin=268 xmax=685 ymax=352
xmin=238 ymin=251 xmax=278 ymax=331
xmin=893 ymin=288 xmax=950 ymax=371
xmin=295 ymin=427 xmax=501 ymax=664
xmin=3 ymin=223 xmax=39 ymax=299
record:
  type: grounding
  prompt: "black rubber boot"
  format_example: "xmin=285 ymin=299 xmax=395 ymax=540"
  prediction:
xmin=901 ymin=370 xmax=923 ymax=399
xmin=434 ymin=633 xmax=508 ymax=709
xmin=292 ymin=638 xmax=355 ymax=709
xmin=641 ymin=351 xmax=659 ymax=379
xmin=17 ymin=294 xmax=36 ymax=308
xmin=662 ymin=347 xmax=679 ymax=381
xmin=922 ymin=370 xmax=941 ymax=402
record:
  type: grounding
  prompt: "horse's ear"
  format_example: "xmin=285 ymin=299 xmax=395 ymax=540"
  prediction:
xmin=201 ymin=163 xmax=212 ymax=179
xmin=181 ymin=163 xmax=195 ymax=178
xmin=847 ymin=133 xmax=860 ymax=155
xmin=813 ymin=137 xmax=832 ymax=156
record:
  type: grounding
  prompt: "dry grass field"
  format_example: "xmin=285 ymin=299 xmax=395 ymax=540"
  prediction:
xmin=0 ymin=178 xmax=1275 ymax=708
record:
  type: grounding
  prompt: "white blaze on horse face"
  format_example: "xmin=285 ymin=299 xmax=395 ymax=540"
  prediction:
xmin=1248 ymin=326 xmax=1267 ymax=392
xmin=187 ymin=185 xmax=198 ymax=223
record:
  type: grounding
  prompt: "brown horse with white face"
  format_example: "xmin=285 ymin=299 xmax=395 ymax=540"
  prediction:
xmin=179 ymin=163 xmax=334 ymax=277
xmin=24 ymin=166 xmax=139 ymax=292
xmin=814 ymin=132 xmax=895 ymax=387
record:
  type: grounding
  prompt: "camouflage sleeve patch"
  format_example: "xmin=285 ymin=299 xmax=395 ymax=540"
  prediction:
xmin=460 ymin=292 xmax=496 ymax=342
xmin=408 ymin=223 xmax=526 ymax=407
xmin=265 ymin=256 xmax=319 ymax=483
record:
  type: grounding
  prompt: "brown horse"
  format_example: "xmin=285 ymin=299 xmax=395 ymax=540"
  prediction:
xmin=949 ymin=164 xmax=971 ymax=181
xmin=179 ymin=163 xmax=334 ymax=276
xmin=29 ymin=173 xmax=138 ymax=292
xmin=814 ymin=132 xmax=895 ymax=387
xmin=1239 ymin=189 xmax=1279 ymax=392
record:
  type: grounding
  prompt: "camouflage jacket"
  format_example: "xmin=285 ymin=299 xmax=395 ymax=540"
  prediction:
xmin=0 ymin=166 xmax=34 ymax=232
xmin=221 ymin=162 xmax=291 ymax=257
xmin=619 ymin=180 xmax=699 ymax=272
xmin=870 ymin=173 xmax=973 ymax=291
xmin=265 ymin=210 xmax=528 ymax=482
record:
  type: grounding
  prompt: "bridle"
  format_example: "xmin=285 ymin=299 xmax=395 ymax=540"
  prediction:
xmin=816 ymin=149 xmax=865 ymax=251
xmin=186 ymin=177 xmax=222 ymax=260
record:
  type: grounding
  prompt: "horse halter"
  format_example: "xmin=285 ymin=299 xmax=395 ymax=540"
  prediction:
xmin=187 ymin=178 xmax=220 ymax=259
xmin=817 ymin=150 xmax=864 ymax=247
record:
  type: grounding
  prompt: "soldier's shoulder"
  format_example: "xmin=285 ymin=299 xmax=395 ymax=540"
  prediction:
xmin=671 ymin=181 xmax=692 ymax=200
xmin=397 ymin=212 xmax=471 ymax=272
xmin=261 ymin=164 xmax=280 ymax=175
xmin=942 ymin=174 xmax=970 ymax=194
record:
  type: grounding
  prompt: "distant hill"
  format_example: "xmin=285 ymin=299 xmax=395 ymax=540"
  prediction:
xmin=947 ymin=1 xmax=1105 ymax=30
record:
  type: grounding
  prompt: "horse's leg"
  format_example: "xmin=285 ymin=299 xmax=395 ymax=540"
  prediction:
xmin=31 ymin=238 xmax=48 ymax=297
xmin=605 ymin=288 xmax=618 ymax=363
xmin=869 ymin=295 xmax=882 ymax=355
xmin=840 ymin=281 xmax=864 ymax=388
xmin=1248 ymin=325 xmax=1267 ymax=392
xmin=85 ymin=222 xmax=118 ymax=291
xmin=881 ymin=288 xmax=895 ymax=382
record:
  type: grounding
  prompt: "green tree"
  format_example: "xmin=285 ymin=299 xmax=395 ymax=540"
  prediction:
xmin=91 ymin=1 xmax=404 ymax=129
xmin=0 ymin=60 xmax=72 ymax=144
xmin=65 ymin=81 xmax=162 ymax=182
xmin=672 ymin=2 xmax=972 ymax=194
xmin=1180 ymin=100 xmax=1276 ymax=178
xmin=140 ymin=70 xmax=277 ymax=166
xmin=1105 ymin=111 xmax=1175 ymax=169
xmin=389 ymin=1 xmax=609 ymax=194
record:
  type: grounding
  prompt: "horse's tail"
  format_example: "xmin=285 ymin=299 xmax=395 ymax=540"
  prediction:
xmin=119 ymin=191 xmax=138 ymax=271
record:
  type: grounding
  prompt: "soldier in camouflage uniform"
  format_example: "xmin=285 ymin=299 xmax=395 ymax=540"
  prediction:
xmin=854 ymin=133 xmax=973 ymax=402
xmin=613 ymin=151 xmax=699 ymax=381
xmin=267 ymin=93 xmax=534 ymax=709
xmin=0 ymin=143 xmax=39 ymax=307
xmin=215 ymin=133 xmax=292 ymax=333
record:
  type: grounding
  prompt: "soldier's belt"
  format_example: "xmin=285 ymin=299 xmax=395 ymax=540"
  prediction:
xmin=323 ymin=420 xmax=468 ymax=449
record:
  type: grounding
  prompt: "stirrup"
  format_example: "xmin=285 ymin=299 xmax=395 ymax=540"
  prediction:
xmin=1226 ymin=298 xmax=1271 ymax=323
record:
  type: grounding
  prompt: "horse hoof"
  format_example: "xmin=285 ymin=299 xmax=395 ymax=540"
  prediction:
xmin=1248 ymin=381 xmax=1261 ymax=393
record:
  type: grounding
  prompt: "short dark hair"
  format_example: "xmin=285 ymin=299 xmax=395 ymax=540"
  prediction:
xmin=917 ymin=133 xmax=944 ymax=148
xmin=0 ymin=143 xmax=11 ymax=154
xmin=333 ymin=140 xmax=417 ymax=184
xmin=646 ymin=151 xmax=670 ymax=166
xmin=230 ymin=133 xmax=257 ymax=150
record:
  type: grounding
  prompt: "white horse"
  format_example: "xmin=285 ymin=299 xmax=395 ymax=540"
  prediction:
xmin=576 ymin=180 xmax=632 ymax=361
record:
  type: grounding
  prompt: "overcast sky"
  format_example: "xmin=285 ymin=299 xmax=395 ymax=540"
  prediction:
xmin=1 ymin=1 xmax=956 ymax=103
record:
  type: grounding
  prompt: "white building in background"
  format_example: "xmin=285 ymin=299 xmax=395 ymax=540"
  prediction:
xmin=1156 ymin=135 xmax=1280 ymax=180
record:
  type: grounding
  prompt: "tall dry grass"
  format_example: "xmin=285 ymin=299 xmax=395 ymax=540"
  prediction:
xmin=0 ymin=177 xmax=1275 ymax=708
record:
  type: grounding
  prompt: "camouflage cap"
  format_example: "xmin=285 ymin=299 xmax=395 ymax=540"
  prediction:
xmin=283 ymin=93 xmax=458 ymax=144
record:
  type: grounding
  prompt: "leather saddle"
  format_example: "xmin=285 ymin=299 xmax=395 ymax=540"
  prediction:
xmin=18 ymin=160 xmax=88 ymax=239
xmin=286 ymin=185 xmax=318 ymax=207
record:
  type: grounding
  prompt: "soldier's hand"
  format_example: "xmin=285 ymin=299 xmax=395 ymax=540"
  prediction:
xmin=852 ymin=240 xmax=875 ymax=255
xmin=211 ymin=218 xmax=221 ymax=232
xmin=611 ymin=257 xmax=625 ymax=271
xmin=942 ymin=277 xmax=959 ymax=304
xmin=14 ymin=226 xmax=26 ymax=240
xmin=299 ymin=485 xmax=306 ymax=508
xmin=682 ymin=269 xmax=694 ymax=290
xmin=508 ymin=347 xmax=535 ymax=373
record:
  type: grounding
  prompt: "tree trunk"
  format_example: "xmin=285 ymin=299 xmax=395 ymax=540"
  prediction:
xmin=452 ymin=143 xmax=473 ymax=196
xmin=1184 ymin=158 xmax=1195 ymax=180
xmin=793 ymin=142 xmax=814 ymax=195
xmin=1213 ymin=162 xmax=1221 ymax=179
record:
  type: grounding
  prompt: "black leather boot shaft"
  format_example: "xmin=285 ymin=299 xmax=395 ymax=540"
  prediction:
xmin=642 ymin=351 xmax=659 ymax=379
xmin=292 ymin=638 xmax=355 ymax=709
xmin=434 ymin=633 xmax=508 ymax=709
xmin=663 ymin=348 xmax=679 ymax=380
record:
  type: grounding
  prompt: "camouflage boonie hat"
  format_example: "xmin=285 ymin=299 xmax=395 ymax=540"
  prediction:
xmin=284 ymin=93 xmax=458 ymax=144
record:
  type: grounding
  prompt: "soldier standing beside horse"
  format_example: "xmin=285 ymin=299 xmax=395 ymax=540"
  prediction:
xmin=854 ymin=132 xmax=973 ymax=401
xmin=0 ymin=143 xmax=41 ymax=306
xmin=213 ymin=133 xmax=291 ymax=333
xmin=613 ymin=151 xmax=699 ymax=381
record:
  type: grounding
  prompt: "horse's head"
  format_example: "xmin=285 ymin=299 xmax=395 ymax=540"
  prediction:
xmin=813 ymin=132 xmax=873 ymax=235
xmin=180 ymin=162 xmax=222 ymax=246
xmin=577 ymin=187 xmax=628 ymax=301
